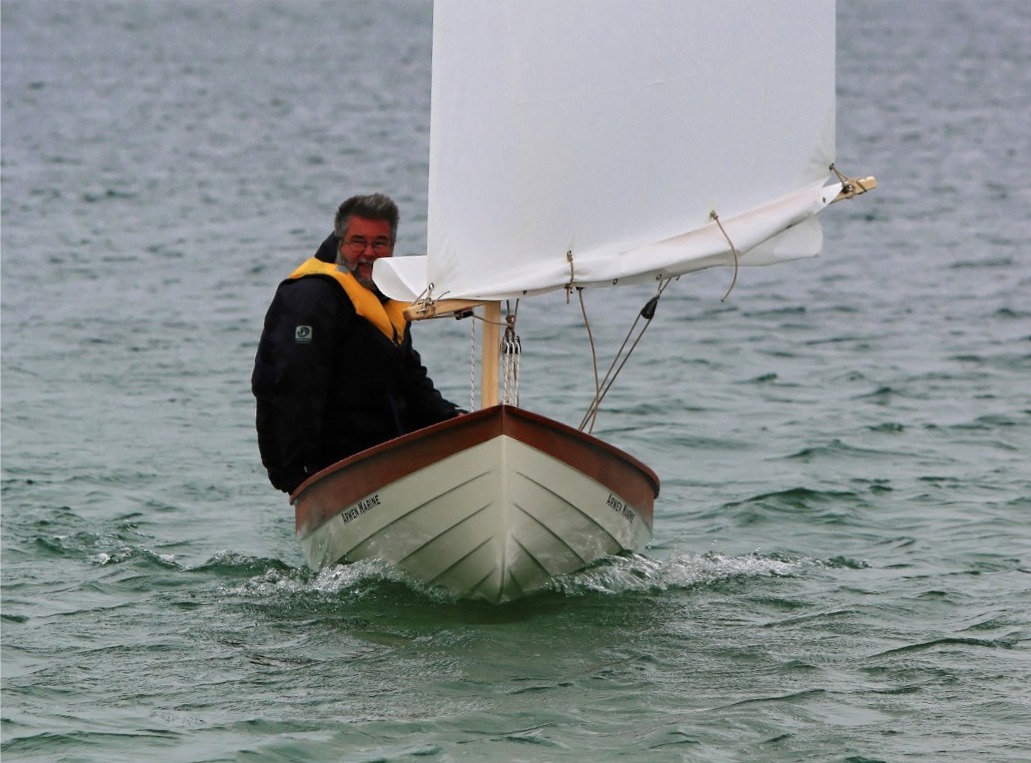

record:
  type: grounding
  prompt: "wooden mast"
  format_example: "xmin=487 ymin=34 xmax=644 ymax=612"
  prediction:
xmin=401 ymin=298 xmax=501 ymax=410
xmin=480 ymin=301 xmax=501 ymax=408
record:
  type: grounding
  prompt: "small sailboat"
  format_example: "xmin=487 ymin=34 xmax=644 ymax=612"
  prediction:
xmin=292 ymin=0 xmax=875 ymax=603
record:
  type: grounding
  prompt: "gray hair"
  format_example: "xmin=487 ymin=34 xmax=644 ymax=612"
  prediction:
xmin=333 ymin=193 xmax=399 ymax=242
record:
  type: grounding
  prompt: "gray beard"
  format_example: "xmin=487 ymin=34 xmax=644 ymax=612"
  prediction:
xmin=337 ymin=260 xmax=386 ymax=300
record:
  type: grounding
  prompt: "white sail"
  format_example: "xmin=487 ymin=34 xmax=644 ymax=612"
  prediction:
xmin=375 ymin=0 xmax=838 ymax=303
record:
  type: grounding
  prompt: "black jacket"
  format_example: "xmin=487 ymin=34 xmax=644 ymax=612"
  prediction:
xmin=252 ymin=263 xmax=460 ymax=494
xmin=313 ymin=232 xmax=338 ymax=263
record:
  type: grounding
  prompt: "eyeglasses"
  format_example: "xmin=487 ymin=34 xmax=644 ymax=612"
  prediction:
xmin=344 ymin=237 xmax=392 ymax=254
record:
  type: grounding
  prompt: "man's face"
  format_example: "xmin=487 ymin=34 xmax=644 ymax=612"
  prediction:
xmin=339 ymin=216 xmax=394 ymax=290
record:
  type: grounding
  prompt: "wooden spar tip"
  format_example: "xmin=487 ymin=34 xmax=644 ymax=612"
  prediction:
xmin=403 ymin=298 xmax=487 ymax=321
xmin=831 ymin=175 xmax=878 ymax=203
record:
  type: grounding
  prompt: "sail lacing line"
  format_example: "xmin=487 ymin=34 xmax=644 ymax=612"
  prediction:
xmin=710 ymin=210 xmax=741 ymax=303
xmin=578 ymin=279 xmax=671 ymax=434
xmin=564 ymin=250 xmax=576 ymax=302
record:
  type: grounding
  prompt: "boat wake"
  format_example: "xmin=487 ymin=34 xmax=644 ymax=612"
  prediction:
xmin=222 ymin=551 xmax=808 ymax=605
xmin=549 ymin=551 xmax=804 ymax=597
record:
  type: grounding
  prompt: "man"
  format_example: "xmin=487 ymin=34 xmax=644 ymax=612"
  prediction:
xmin=252 ymin=193 xmax=462 ymax=494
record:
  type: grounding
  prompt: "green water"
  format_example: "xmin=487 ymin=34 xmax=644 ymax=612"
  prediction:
xmin=2 ymin=1 xmax=1029 ymax=761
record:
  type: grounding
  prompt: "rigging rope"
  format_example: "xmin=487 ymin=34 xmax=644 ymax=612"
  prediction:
xmin=468 ymin=310 xmax=477 ymax=411
xmin=710 ymin=210 xmax=740 ymax=303
xmin=465 ymin=303 xmax=512 ymax=410
xmin=578 ymin=279 xmax=671 ymax=434
xmin=501 ymin=306 xmax=521 ymax=406
xmin=577 ymin=288 xmax=601 ymax=422
xmin=830 ymin=163 xmax=874 ymax=199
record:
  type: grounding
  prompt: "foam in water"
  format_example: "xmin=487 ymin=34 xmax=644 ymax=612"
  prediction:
xmin=221 ymin=551 xmax=806 ymax=604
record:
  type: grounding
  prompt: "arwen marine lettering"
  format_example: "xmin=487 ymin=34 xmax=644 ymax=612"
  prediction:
xmin=606 ymin=493 xmax=635 ymax=524
xmin=341 ymin=494 xmax=381 ymax=524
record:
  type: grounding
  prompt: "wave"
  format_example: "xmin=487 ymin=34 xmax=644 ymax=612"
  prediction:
xmin=216 ymin=550 xmax=819 ymax=609
xmin=548 ymin=551 xmax=804 ymax=597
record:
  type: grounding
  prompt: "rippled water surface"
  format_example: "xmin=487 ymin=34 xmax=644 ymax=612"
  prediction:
xmin=2 ymin=1 xmax=1029 ymax=761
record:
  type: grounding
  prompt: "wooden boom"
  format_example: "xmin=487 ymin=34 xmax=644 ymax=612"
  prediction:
xmin=404 ymin=298 xmax=487 ymax=321
xmin=832 ymin=175 xmax=878 ymax=203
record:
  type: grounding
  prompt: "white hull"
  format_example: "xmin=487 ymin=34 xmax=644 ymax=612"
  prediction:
xmin=293 ymin=406 xmax=658 ymax=603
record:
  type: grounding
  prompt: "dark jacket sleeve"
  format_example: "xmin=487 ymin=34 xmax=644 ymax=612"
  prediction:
xmin=252 ymin=278 xmax=345 ymax=493
xmin=398 ymin=334 xmax=463 ymax=430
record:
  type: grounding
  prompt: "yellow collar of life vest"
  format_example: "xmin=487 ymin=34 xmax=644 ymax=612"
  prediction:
xmin=287 ymin=257 xmax=409 ymax=345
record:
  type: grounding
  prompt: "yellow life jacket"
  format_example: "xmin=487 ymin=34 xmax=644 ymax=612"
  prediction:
xmin=287 ymin=257 xmax=409 ymax=345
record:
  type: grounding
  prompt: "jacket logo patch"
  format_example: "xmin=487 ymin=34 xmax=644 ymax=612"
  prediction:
xmin=295 ymin=325 xmax=313 ymax=343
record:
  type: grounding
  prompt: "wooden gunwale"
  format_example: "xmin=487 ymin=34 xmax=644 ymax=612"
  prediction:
xmin=292 ymin=405 xmax=659 ymax=535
